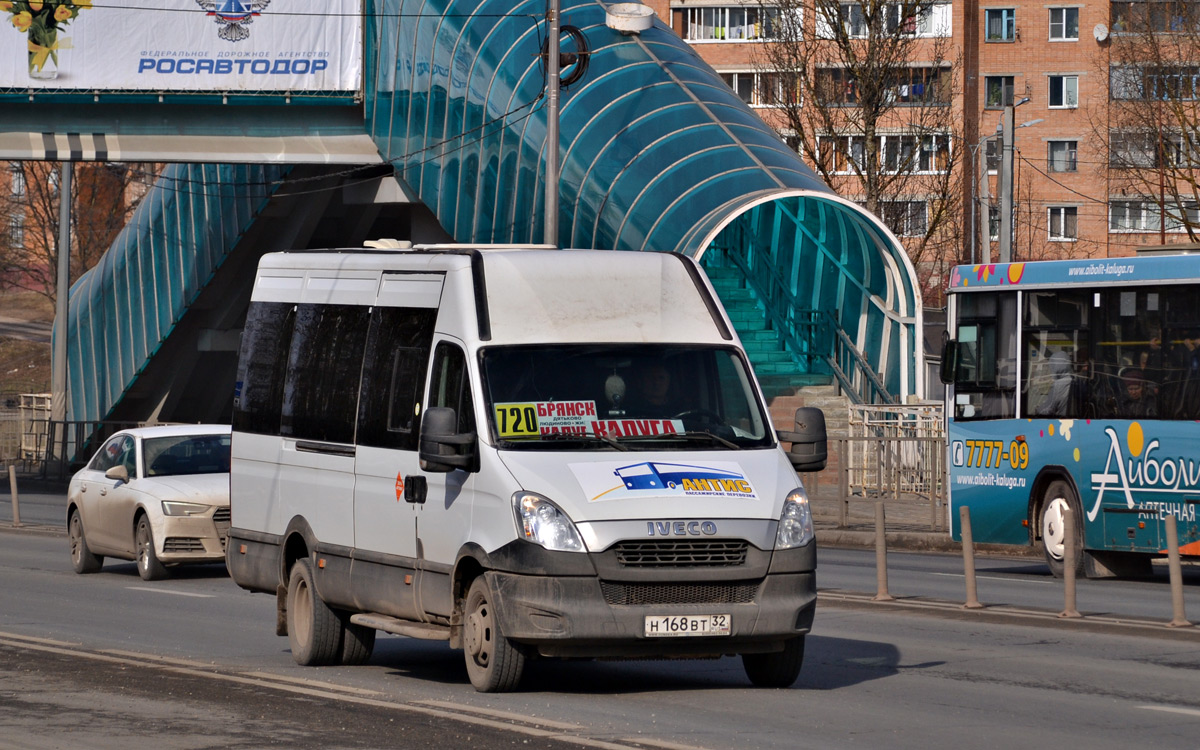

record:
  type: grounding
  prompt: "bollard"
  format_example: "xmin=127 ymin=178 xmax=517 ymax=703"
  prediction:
xmin=872 ymin=501 xmax=894 ymax=602
xmin=960 ymin=506 xmax=984 ymax=609
xmin=1058 ymin=506 xmax=1082 ymax=619
xmin=1165 ymin=515 xmax=1193 ymax=628
xmin=8 ymin=465 xmax=20 ymax=528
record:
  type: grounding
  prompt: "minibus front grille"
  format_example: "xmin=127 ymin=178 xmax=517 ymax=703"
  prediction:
xmin=600 ymin=581 xmax=759 ymax=606
xmin=613 ymin=540 xmax=748 ymax=567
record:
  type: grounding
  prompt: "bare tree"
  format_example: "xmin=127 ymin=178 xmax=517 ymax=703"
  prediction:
xmin=1103 ymin=2 xmax=1200 ymax=240
xmin=749 ymin=0 xmax=963 ymax=301
xmin=0 ymin=162 xmax=157 ymax=303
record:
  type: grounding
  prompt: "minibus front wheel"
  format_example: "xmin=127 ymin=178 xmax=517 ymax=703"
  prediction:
xmin=463 ymin=577 xmax=526 ymax=692
xmin=743 ymin=636 xmax=805 ymax=687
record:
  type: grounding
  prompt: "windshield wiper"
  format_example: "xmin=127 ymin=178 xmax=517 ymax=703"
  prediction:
xmin=507 ymin=432 xmax=628 ymax=451
xmin=618 ymin=430 xmax=742 ymax=450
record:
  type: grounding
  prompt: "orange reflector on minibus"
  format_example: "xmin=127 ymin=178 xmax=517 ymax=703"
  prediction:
xmin=318 ymin=558 xmax=326 ymax=569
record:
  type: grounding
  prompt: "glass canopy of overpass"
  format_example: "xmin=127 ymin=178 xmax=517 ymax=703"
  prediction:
xmin=60 ymin=1 xmax=921 ymax=425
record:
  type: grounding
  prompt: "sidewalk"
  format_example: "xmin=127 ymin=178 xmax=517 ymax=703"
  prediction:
xmin=809 ymin=488 xmax=1042 ymax=560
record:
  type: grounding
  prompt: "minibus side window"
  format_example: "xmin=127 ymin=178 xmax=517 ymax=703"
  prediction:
xmin=280 ymin=304 xmax=370 ymax=443
xmin=429 ymin=342 xmax=476 ymax=435
xmin=357 ymin=307 xmax=437 ymax=450
xmin=233 ymin=302 xmax=295 ymax=436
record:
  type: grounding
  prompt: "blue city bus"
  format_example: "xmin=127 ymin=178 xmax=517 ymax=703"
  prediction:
xmin=942 ymin=255 xmax=1200 ymax=577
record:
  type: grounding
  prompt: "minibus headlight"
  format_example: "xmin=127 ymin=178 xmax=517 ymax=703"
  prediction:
xmin=775 ymin=487 xmax=814 ymax=550
xmin=512 ymin=492 xmax=586 ymax=553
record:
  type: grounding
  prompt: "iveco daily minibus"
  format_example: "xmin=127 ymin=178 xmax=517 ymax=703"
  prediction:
xmin=226 ymin=244 xmax=826 ymax=692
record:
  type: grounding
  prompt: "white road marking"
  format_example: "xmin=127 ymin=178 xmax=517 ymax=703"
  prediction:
xmin=0 ymin=631 xmax=708 ymax=750
xmin=1139 ymin=705 xmax=1200 ymax=718
xmin=415 ymin=699 xmax=584 ymax=731
xmin=125 ymin=586 xmax=214 ymax=598
xmin=929 ymin=572 xmax=1057 ymax=584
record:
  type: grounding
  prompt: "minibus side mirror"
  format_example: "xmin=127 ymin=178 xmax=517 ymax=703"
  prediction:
xmin=777 ymin=407 xmax=827 ymax=473
xmin=940 ymin=339 xmax=958 ymax=385
xmin=419 ymin=407 xmax=478 ymax=473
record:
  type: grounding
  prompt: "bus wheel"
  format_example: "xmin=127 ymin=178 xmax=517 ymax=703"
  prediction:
xmin=1040 ymin=480 xmax=1084 ymax=579
xmin=287 ymin=558 xmax=344 ymax=666
xmin=743 ymin=636 xmax=805 ymax=688
xmin=463 ymin=577 xmax=525 ymax=692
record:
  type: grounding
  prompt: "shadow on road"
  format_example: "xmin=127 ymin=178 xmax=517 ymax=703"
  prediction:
xmin=368 ymin=632 xmax=923 ymax=693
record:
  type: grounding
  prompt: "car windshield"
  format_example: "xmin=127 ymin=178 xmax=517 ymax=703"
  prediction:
xmin=480 ymin=344 xmax=773 ymax=450
xmin=143 ymin=434 xmax=231 ymax=477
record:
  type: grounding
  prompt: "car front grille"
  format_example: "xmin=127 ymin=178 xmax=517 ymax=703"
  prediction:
xmin=213 ymin=507 xmax=231 ymax=542
xmin=163 ymin=537 xmax=206 ymax=553
xmin=613 ymin=540 xmax=748 ymax=568
xmin=600 ymin=581 xmax=759 ymax=606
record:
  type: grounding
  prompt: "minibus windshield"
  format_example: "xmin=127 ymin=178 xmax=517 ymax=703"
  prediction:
xmin=480 ymin=344 xmax=773 ymax=450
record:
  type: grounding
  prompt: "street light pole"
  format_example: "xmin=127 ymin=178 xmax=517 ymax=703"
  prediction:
xmin=999 ymin=103 xmax=1015 ymax=263
xmin=51 ymin=162 xmax=71 ymax=425
xmin=544 ymin=0 xmax=561 ymax=247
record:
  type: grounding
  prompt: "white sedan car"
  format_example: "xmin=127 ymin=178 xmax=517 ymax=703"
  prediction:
xmin=67 ymin=425 xmax=232 ymax=580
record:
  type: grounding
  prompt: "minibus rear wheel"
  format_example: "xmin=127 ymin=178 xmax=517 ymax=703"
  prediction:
xmin=287 ymin=558 xmax=343 ymax=666
xmin=743 ymin=636 xmax=805 ymax=687
xmin=463 ymin=577 xmax=525 ymax=692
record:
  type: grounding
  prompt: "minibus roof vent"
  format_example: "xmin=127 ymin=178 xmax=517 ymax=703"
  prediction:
xmin=363 ymin=239 xmax=413 ymax=250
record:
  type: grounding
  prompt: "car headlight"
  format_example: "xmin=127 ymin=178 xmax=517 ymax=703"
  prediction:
xmin=512 ymin=492 xmax=586 ymax=552
xmin=162 ymin=500 xmax=211 ymax=517
xmin=775 ymin=487 xmax=814 ymax=550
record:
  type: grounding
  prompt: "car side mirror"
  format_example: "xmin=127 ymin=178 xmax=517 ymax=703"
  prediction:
xmin=777 ymin=407 xmax=827 ymax=473
xmin=105 ymin=465 xmax=129 ymax=483
xmin=940 ymin=339 xmax=958 ymax=385
xmin=419 ymin=407 xmax=478 ymax=473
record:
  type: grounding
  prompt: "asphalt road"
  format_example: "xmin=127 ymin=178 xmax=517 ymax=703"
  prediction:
xmin=2 ymin=527 xmax=1199 ymax=749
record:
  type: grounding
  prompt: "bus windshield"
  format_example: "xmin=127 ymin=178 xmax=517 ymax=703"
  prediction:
xmin=479 ymin=344 xmax=773 ymax=450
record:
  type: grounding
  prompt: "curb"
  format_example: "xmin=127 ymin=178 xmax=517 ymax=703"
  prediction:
xmin=815 ymin=527 xmax=1043 ymax=559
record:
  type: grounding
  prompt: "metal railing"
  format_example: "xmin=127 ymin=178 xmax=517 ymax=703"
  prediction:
xmin=713 ymin=246 xmax=894 ymax=404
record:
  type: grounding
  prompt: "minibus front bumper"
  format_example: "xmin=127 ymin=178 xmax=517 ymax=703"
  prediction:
xmin=484 ymin=568 xmax=816 ymax=658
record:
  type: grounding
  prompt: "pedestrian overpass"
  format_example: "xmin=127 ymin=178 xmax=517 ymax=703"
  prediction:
xmin=2 ymin=1 xmax=923 ymax=428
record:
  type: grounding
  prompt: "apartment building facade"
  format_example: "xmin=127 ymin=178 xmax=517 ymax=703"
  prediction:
xmin=644 ymin=0 xmax=1197 ymax=299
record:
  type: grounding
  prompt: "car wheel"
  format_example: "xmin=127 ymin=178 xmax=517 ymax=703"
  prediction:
xmin=340 ymin=616 xmax=376 ymax=666
xmin=743 ymin=636 xmax=805 ymax=688
xmin=135 ymin=515 xmax=168 ymax=581
xmin=69 ymin=508 xmax=103 ymax=574
xmin=287 ymin=557 xmax=343 ymax=666
xmin=463 ymin=577 xmax=525 ymax=692
xmin=1040 ymin=480 xmax=1084 ymax=579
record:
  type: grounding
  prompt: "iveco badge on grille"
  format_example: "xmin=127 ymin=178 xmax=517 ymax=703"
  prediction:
xmin=647 ymin=521 xmax=718 ymax=536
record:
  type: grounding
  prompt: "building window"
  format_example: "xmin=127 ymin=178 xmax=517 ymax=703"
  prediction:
xmin=9 ymin=164 xmax=24 ymax=198
xmin=986 ymin=8 xmax=1016 ymax=41
xmin=1111 ymin=1 xmax=1198 ymax=33
xmin=720 ymin=71 xmax=794 ymax=106
xmin=822 ymin=2 xmax=952 ymax=38
xmin=685 ymin=6 xmax=779 ymax=41
xmin=1048 ymin=207 xmax=1078 ymax=240
xmin=819 ymin=133 xmax=951 ymax=174
xmin=817 ymin=67 xmax=949 ymax=106
xmin=8 ymin=214 xmax=23 ymax=249
xmin=1048 ymin=140 xmax=1078 ymax=172
xmin=1049 ymin=7 xmax=1079 ymax=40
xmin=985 ymin=139 xmax=1001 ymax=172
xmin=1112 ymin=65 xmax=1200 ymax=101
xmin=988 ymin=205 xmax=1000 ymax=240
xmin=880 ymin=201 xmax=928 ymax=237
xmin=1048 ymin=75 xmax=1079 ymax=107
xmin=985 ymin=75 xmax=1014 ymax=108
xmin=1108 ymin=200 xmax=1199 ymax=232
